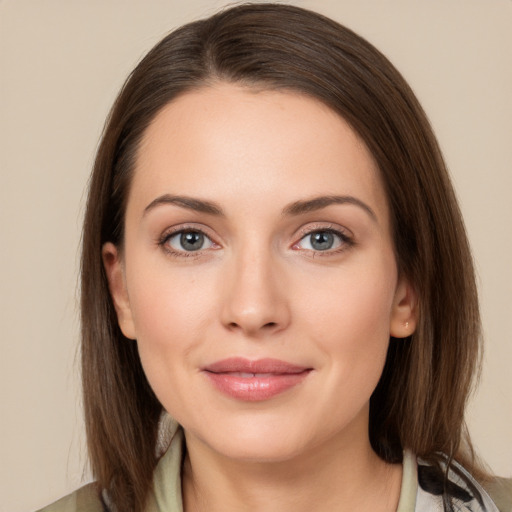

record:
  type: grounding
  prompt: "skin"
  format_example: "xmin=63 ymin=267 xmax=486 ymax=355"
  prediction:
xmin=103 ymin=83 xmax=417 ymax=512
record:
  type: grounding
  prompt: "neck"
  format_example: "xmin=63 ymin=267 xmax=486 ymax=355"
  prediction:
xmin=182 ymin=422 xmax=402 ymax=512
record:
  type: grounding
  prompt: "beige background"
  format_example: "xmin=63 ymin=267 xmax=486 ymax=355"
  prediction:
xmin=0 ymin=0 xmax=510 ymax=510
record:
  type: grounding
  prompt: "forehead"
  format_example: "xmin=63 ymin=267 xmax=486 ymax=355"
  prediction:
xmin=129 ymin=83 xmax=388 ymax=222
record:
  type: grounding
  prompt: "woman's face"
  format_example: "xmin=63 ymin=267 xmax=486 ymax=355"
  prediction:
xmin=104 ymin=84 xmax=416 ymax=462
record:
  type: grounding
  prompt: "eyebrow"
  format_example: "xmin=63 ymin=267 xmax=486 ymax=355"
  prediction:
xmin=143 ymin=193 xmax=376 ymax=222
xmin=144 ymin=194 xmax=225 ymax=216
xmin=283 ymin=195 xmax=377 ymax=222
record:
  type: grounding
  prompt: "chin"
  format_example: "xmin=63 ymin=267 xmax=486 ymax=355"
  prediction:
xmin=187 ymin=416 xmax=317 ymax=464
xmin=216 ymin=437 xmax=307 ymax=463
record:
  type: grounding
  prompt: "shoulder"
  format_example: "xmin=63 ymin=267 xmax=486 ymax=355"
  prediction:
xmin=36 ymin=482 xmax=105 ymax=512
xmin=416 ymin=456 xmax=511 ymax=512
xmin=484 ymin=477 xmax=512 ymax=512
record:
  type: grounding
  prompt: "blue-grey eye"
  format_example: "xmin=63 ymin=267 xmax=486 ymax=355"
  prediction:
xmin=297 ymin=230 xmax=344 ymax=251
xmin=167 ymin=231 xmax=213 ymax=252
xmin=310 ymin=231 xmax=334 ymax=250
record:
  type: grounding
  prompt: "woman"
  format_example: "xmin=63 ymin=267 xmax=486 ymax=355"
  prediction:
xmin=38 ymin=3 xmax=511 ymax=512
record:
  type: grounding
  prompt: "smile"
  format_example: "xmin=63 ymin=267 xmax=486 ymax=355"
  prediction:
xmin=202 ymin=358 xmax=312 ymax=401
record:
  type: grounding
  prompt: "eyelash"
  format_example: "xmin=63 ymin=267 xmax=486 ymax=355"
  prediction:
xmin=158 ymin=225 xmax=219 ymax=258
xmin=157 ymin=224 xmax=354 ymax=258
xmin=292 ymin=225 xmax=354 ymax=256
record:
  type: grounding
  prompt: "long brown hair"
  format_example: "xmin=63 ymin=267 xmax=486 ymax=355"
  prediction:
xmin=81 ymin=3 xmax=482 ymax=510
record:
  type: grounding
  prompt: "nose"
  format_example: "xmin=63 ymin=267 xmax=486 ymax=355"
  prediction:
xmin=220 ymin=247 xmax=290 ymax=337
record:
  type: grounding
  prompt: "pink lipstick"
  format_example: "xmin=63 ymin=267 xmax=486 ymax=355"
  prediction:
xmin=202 ymin=358 xmax=311 ymax=401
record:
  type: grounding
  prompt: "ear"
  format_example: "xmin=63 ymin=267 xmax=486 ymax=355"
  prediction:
xmin=102 ymin=242 xmax=136 ymax=340
xmin=389 ymin=275 xmax=418 ymax=338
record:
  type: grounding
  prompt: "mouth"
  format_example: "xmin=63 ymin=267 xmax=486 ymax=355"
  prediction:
xmin=202 ymin=358 xmax=312 ymax=401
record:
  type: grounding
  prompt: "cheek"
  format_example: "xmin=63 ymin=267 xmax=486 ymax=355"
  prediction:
xmin=125 ymin=261 xmax=217 ymax=397
xmin=298 ymin=256 xmax=397 ymax=385
xmin=302 ymin=257 xmax=396 ymax=339
xmin=128 ymin=256 xmax=215 ymax=337
xmin=296 ymin=277 xmax=394 ymax=434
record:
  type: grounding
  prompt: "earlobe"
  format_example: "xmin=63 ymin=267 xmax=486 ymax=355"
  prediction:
xmin=389 ymin=276 xmax=418 ymax=339
xmin=102 ymin=242 xmax=136 ymax=340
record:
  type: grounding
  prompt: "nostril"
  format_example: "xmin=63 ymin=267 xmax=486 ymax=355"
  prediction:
xmin=228 ymin=321 xmax=277 ymax=330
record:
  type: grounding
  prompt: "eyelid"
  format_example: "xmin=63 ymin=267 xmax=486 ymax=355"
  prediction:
xmin=291 ymin=223 xmax=354 ymax=253
xmin=156 ymin=222 xmax=354 ymax=257
xmin=157 ymin=223 xmax=221 ymax=255
xmin=293 ymin=222 xmax=353 ymax=241
xmin=168 ymin=231 xmax=215 ymax=252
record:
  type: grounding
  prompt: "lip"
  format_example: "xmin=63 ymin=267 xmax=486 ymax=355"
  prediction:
xmin=202 ymin=357 xmax=312 ymax=401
